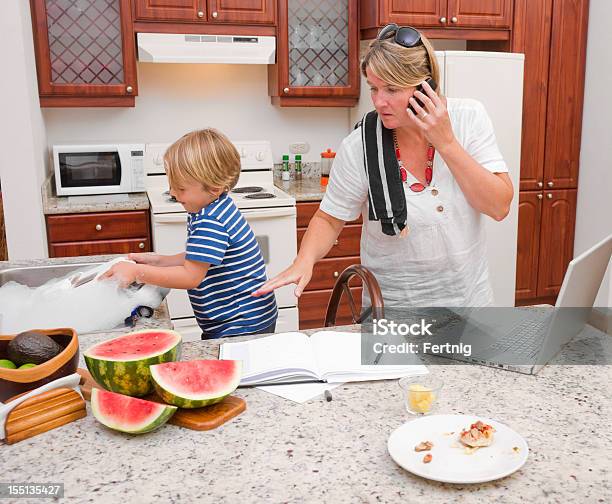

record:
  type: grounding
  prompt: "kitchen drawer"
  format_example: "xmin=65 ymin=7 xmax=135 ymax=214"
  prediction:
xmin=298 ymin=287 xmax=363 ymax=329
xmin=298 ymin=224 xmax=361 ymax=258
xmin=49 ymin=238 xmax=151 ymax=258
xmin=297 ymin=201 xmax=362 ymax=228
xmin=46 ymin=211 xmax=149 ymax=242
xmin=306 ymin=256 xmax=362 ymax=291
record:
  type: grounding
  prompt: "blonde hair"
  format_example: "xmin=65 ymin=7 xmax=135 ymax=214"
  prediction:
xmin=164 ymin=128 xmax=240 ymax=192
xmin=361 ymin=31 xmax=440 ymax=91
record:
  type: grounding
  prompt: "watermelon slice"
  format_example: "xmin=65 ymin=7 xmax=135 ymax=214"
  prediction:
xmin=91 ymin=388 xmax=176 ymax=434
xmin=84 ymin=329 xmax=182 ymax=397
xmin=150 ymin=360 xmax=242 ymax=409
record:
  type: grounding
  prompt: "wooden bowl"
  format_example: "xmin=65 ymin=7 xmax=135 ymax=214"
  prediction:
xmin=0 ymin=328 xmax=79 ymax=402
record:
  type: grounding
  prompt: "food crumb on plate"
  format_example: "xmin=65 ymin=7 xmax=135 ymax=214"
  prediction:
xmin=423 ymin=453 xmax=432 ymax=463
xmin=415 ymin=441 xmax=433 ymax=452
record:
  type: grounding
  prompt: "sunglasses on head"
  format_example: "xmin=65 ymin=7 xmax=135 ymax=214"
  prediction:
xmin=377 ymin=24 xmax=423 ymax=48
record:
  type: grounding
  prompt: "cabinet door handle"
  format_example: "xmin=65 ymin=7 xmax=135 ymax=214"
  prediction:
xmin=138 ymin=242 xmax=145 ymax=249
xmin=439 ymin=17 xmax=447 ymax=23
xmin=547 ymin=181 xmax=554 ymax=187
xmin=211 ymin=11 xmax=218 ymax=18
xmin=95 ymin=224 xmax=102 ymax=231
xmin=283 ymin=87 xmax=290 ymax=94
xmin=333 ymin=239 xmax=339 ymax=246
xmin=537 ymin=181 xmax=543 ymax=188
xmin=451 ymin=16 xmax=458 ymax=23
xmin=537 ymin=194 xmax=543 ymax=200
xmin=126 ymin=86 xmax=133 ymax=94
xmin=547 ymin=193 xmax=553 ymax=199
xmin=333 ymin=271 xmax=339 ymax=278
xmin=197 ymin=11 xmax=204 ymax=18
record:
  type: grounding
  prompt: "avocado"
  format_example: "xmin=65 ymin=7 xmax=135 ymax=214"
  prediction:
xmin=7 ymin=331 xmax=63 ymax=366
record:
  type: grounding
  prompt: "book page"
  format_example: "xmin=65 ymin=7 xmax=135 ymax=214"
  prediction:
xmin=220 ymin=332 xmax=321 ymax=383
xmin=311 ymin=331 xmax=428 ymax=382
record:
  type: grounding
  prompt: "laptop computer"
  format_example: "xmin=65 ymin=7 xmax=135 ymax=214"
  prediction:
xmin=427 ymin=233 xmax=612 ymax=374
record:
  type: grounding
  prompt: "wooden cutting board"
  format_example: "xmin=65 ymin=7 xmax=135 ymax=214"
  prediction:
xmin=4 ymin=388 xmax=86 ymax=444
xmin=77 ymin=368 xmax=245 ymax=431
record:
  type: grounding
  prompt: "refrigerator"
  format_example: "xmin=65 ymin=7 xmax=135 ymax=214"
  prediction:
xmin=350 ymin=50 xmax=525 ymax=307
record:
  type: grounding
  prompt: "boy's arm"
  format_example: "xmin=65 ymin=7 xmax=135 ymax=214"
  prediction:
xmin=128 ymin=252 xmax=185 ymax=267
xmin=100 ymin=259 xmax=208 ymax=289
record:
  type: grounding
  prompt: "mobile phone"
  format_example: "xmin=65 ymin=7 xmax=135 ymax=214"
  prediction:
xmin=408 ymin=77 xmax=438 ymax=114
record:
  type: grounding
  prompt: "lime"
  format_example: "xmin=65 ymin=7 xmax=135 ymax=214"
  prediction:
xmin=18 ymin=363 xmax=37 ymax=369
xmin=0 ymin=359 xmax=17 ymax=369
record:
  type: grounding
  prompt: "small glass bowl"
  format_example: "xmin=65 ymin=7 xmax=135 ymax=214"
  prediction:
xmin=398 ymin=375 xmax=443 ymax=416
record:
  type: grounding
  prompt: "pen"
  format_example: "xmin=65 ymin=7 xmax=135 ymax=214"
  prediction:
xmin=238 ymin=379 xmax=326 ymax=388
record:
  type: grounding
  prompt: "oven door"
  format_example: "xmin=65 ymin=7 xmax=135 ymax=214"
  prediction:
xmin=241 ymin=206 xmax=297 ymax=309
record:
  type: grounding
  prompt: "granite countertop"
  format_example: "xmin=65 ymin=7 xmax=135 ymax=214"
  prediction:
xmin=42 ymin=176 xmax=149 ymax=215
xmin=274 ymin=176 xmax=327 ymax=202
xmin=2 ymin=322 xmax=610 ymax=503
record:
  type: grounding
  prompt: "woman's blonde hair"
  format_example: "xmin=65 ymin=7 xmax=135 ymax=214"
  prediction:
xmin=361 ymin=29 xmax=440 ymax=90
xmin=164 ymin=128 xmax=240 ymax=192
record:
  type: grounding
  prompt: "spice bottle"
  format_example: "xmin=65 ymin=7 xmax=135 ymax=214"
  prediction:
xmin=282 ymin=154 xmax=290 ymax=181
xmin=294 ymin=154 xmax=302 ymax=180
xmin=320 ymin=148 xmax=336 ymax=186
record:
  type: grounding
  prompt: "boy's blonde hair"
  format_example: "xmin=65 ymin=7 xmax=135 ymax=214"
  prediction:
xmin=361 ymin=31 xmax=440 ymax=91
xmin=164 ymin=128 xmax=240 ymax=192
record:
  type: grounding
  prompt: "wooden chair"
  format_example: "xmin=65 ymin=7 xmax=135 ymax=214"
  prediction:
xmin=324 ymin=265 xmax=384 ymax=327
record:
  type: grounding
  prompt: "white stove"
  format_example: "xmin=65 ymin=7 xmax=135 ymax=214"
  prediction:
xmin=145 ymin=141 xmax=298 ymax=341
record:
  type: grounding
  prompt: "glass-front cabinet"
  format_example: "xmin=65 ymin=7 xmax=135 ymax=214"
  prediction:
xmin=30 ymin=0 xmax=137 ymax=107
xmin=269 ymin=0 xmax=359 ymax=106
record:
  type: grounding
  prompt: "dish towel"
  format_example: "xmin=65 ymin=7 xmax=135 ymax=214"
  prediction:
xmin=356 ymin=111 xmax=408 ymax=237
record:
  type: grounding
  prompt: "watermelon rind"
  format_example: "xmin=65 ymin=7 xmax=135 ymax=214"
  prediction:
xmin=91 ymin=388 xmax=177 ymax=434
xmin=84 ymin=329 xmax=182 ymax=397
xmin=150 ymin=360 xmax=242 ymax=409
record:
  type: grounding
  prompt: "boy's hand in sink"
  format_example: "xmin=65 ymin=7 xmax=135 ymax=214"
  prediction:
xmin=99 ymin=261 xmax=142 ymax=288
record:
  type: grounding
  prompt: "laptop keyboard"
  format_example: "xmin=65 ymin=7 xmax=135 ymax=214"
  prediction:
xmin=486 ymin=318 xmax=548 ymax=357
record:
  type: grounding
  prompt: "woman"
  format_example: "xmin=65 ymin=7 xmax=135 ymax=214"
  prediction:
xmin=255 ymin=25 xmax=513 ymax=307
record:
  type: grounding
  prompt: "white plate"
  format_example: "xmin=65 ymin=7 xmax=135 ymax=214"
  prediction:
xmin=387 ymin=414 xmax=529 ymax=484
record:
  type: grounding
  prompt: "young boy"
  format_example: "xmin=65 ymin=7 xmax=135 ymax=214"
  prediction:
xmin=101 ymin=129 xmax=278 ymax=338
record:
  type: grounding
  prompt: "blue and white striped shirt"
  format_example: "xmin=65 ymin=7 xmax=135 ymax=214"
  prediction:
xmin=185 ymin=193 xmax=277 ymax=338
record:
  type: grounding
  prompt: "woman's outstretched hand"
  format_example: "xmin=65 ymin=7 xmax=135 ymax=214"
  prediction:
xmin=407 ymin=80 xmax=456 ymax=152
xmin=252 ymin=260 xmax=314 ymax=298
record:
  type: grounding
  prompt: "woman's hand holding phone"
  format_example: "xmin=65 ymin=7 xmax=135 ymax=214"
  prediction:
xmin=407 ymin=79 xmax=456 ymax=153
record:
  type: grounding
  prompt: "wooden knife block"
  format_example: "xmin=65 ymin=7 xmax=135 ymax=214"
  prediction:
xmin=4 ymin=388 xmax=86 ymax=444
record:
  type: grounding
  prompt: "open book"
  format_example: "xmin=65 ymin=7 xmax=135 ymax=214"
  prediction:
xmin=219 ymin=331 xmax=428 ymax=386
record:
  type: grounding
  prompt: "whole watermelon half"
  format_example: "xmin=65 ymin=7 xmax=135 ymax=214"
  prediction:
xmin=150 ymin=360 xmax=242 ymax=408
xmin=91 ymin=388 xmax=176 ymax=434
xmin=84 ymin=329 xmax=182 ymax=397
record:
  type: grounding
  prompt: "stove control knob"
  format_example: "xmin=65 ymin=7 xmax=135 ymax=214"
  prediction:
xmin=153 ymin=154 xmax=163 ymax=166
xmin=240 ymin=147 xmax=247 ymax=158
xmin=256 ymin=151 xmax=265 ymax=161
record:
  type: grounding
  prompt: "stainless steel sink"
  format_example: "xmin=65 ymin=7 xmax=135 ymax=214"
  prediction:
xmin=0 ymin=262 xmax=102 ymax=287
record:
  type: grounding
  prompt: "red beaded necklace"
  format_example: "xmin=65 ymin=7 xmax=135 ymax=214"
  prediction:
xmin=393 ymin=130 xmax=435 ymax=192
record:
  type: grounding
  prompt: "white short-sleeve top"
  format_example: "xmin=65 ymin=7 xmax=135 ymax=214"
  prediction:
xmin=319 ymin=98 xmax=508 ymax=307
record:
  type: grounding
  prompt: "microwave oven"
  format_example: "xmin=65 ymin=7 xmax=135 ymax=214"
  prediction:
xmin=53 ymin=143 xmax=146 ymax=196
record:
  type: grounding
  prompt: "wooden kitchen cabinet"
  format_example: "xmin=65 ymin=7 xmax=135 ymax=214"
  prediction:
xmin=536 ymin=189 xmax=578 ymax=298
xmin=360 ymin=0 xmax=513 ymax=39
xmin=46 ymin=211 xmax=152 ymax=258
xmin=134 ymin=0 xmax=275 ymax=25
xmin=269 ymin=0 xmax=360 ymax=107
xmin=296 ymin=202 xmax=363 ymax=329
xmin=515 ymin=191 xmax=543 ymax=300
xmin=512 ymin=0 xmax=588 ymax=303
xmin=30 ymin=0 xmax=138 ymax=107
xmin=515 ymin=189 xmax=577 ymax=303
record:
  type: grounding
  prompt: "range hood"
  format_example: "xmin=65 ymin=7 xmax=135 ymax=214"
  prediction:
xmin=137 ymin=33 xmax=276 ymax=64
